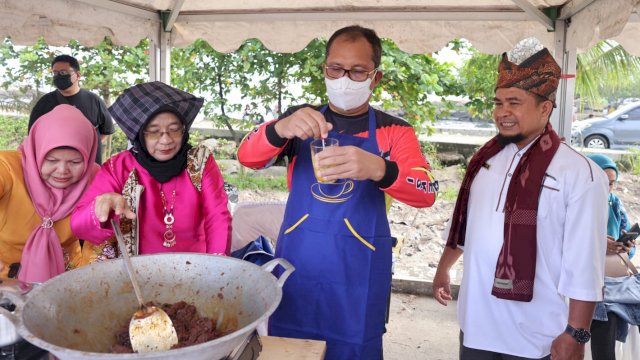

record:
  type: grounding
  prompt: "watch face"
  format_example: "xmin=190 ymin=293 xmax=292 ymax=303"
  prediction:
xmin=575 ymin=329 xmax=591 ymax=344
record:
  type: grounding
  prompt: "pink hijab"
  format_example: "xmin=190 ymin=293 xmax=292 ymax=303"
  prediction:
xmin=17 ymin=104 xmax=99 ymax=283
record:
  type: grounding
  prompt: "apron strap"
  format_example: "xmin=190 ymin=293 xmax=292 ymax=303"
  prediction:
xmin=318 ymin=105 xmax=378 ymax=147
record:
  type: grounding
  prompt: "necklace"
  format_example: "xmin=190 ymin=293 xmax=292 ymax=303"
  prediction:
xmin=160 ymin=184 xmax=177 ymax=248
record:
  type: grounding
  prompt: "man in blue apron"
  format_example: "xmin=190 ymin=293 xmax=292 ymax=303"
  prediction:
xmin=237 ymin=25 xmax=438 ymax=360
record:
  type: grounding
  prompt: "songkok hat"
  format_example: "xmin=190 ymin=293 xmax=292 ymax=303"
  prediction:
xmin=496 ymin=38 xmax=561 ymax=106
xmin=109 ymin=81 xmax=204 ymax=142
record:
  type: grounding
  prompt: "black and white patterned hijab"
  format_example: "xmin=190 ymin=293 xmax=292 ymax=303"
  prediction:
xmin=109 ymin=81 xmax=204 ymax=183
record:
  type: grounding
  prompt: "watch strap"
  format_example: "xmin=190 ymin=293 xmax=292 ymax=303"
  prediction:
xmin=565 ymin=324 xmax=591 ymax=344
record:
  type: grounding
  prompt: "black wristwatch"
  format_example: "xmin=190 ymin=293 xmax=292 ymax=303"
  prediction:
xmin=565 ymin=324 xmax=591 ymax=344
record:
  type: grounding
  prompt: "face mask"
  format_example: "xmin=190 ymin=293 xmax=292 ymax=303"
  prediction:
xmin=53 ymin=74 xmax=73 ymax=91
xmin=325 ymin=76 xmax=373 ymax=111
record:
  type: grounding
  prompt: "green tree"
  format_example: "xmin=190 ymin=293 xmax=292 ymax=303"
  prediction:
xmin=69 ymin=38 xmax=149 ymax=106
xmin=0 ymin=37 xmax=149 ymax=110
xmin=458 ymin=49 xmax=500 ymax=120
xmin=608 ymin=75 xmax=640 ymax=100
xmin=378 ymin=39 xmax=461 ymax=130
xmin=0 ymin=37 xmax=55 ymax=111
xmin=222 ymin=37 xmax=461 ymax=133
xmin=171 ymin=39 xmax=246 ymax=144
xmin=459 ymin=40 xmax=640 ymax=117
xmin=239 ymin=38 xmax=461 ymax=131
xmin=235 ymin=38 xmax=326 ymax=118
xmin=576 ymin=40 xmax=640 ymax=110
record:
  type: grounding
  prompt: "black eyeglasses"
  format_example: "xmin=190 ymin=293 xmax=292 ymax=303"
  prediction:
xmin=323 ymin=64 xmax=377 ymax=82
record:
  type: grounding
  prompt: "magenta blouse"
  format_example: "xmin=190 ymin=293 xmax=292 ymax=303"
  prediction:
xmin=71 ymin=150 xmax=231 ymax=255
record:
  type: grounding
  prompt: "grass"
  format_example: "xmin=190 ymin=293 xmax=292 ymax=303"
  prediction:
xmin=421 ymin=141 xmax=442 ymax=169
xmin=0 ymin=115 xmax=28 ymax=150
xmin=624 ymin=148 xmax=640 ymax=175
xmin=439 ymin=186 xmax=459 ymax=201
xmin=224 ymin=173 xmax=463 ymax=201
xmin=225 ymin=174 xmax=288 ymax=192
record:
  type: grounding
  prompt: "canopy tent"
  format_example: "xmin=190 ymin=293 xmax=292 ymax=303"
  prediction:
xmin=2 ymin=0 xmax=640 ymax=136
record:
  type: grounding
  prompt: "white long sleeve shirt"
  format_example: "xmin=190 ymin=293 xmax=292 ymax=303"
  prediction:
xmin=449 ymin=142 xmax=608 ymax=358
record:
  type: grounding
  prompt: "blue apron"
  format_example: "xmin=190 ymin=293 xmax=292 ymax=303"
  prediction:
xmin=269 ymin=106 xmax=392 ymax=360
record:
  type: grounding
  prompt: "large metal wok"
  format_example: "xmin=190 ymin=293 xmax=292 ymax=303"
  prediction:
xmin=0 ymin=253 xmax=293 ymax=360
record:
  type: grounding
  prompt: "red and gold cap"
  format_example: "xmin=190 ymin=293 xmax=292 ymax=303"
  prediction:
xmin=496 ymin=47 xmax=561 ymax=105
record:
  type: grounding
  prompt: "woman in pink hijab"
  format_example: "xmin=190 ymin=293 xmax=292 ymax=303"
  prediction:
xmin=0 ymin=104 xmax=99 ymax=283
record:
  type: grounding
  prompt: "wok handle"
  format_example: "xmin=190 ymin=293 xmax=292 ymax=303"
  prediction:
xmin=0 ymin=292 xmax=25 ymax=325
xmin=261 ymin=258 xmax=295 ymax=288
xmin=0 ymin=277 xmax=36 ymax=296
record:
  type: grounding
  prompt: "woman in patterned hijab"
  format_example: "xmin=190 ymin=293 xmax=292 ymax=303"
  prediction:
xmin=71 ymin=82 xmax=231 ymax=258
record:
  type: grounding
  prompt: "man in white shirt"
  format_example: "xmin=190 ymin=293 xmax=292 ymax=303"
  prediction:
xmin=433 ymin=39 xmax=609 ymax=360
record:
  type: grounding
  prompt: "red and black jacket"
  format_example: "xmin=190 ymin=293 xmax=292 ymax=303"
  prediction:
xmin=237 ymin=104 xmax=438 ymax=208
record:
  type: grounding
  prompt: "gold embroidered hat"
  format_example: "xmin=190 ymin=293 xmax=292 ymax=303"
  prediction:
xmin=496 ymin=38 xmax=561 ymax=105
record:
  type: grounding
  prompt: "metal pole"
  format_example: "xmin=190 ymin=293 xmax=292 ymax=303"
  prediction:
xmin=159 ymin=30 xmax=171 ymax=85
xmin=552 ymin=19 xmax=577 ymax=140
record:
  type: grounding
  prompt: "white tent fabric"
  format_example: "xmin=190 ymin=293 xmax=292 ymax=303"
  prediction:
xmin=0 ymin=0 xmax=159 ymax=47
xmin=569 ymin=0 xmax=640 ymax=56
xmin=1 ymin=0 xmax=639 ymax=55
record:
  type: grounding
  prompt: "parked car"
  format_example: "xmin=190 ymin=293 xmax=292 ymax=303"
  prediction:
xmin=571 ymin=101 xmax=640 ymax=149
xmin=621 ymin=97 xmax=640 ymax=105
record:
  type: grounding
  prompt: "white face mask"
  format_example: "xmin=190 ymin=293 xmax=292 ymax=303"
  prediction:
xmin=325 ymin=76 xmax=373 ymax=111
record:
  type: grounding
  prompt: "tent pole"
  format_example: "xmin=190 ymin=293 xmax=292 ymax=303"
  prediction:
xmin=149 ymin=39 xmax=159 ymax=82
xmin=159 ymin=29 xmax=172 ymax=85
xmin=551 ymin=19 xmax=577 ymax=140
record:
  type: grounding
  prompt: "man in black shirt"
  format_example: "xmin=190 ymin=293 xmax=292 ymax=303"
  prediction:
xmin=28 ymin=55 xmax=114 ymax=164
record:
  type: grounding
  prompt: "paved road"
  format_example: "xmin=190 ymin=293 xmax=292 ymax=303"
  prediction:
xmin=384 ymin=293 xmax=458 ymax=360
xmin=384 ymin=292 xmax=640 ymax=360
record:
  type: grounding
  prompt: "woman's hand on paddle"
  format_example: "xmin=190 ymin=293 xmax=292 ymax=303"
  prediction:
xmin=94 ymin=192 xmax=136 ymax=223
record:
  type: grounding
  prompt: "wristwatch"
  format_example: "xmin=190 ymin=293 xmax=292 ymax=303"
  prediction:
xmin=565 ymin=324 xmax=591 ymax=344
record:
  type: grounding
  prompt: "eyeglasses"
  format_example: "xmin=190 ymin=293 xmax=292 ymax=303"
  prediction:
xmin=52 ymin=70 xmax=76 ymax=77
xmin=143 ymin=128 xmax=185 ymax=141
xmin=323 ymin=64 xmax=377 ymax=82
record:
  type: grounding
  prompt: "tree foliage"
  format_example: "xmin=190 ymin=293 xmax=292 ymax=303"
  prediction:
xmin=234 ymin=38 xmax=327 ymax=117
xmin=69 ymin=38 xmax=149 ymax=106
xmin=171 ymin=39 xmax=247 ymax=144
xmin=0 ymin=37 xmax=55 ymax=111
xmin=576 ymin=40 xmax=640 ymax=110
xmin=4 ymin=34 xmax=639 ymax=143
xmin=378 ymin=39 xmax=461 ymax=129
xmin=0 ymin=115 xmax=28 ymax=150
xmin=459 ymin=39 xmax=640 ymax=117
xmin=3 ymin=35 xmax=465 ymax=144
xmin=0 ymin=37 xmax=149 ymax=111
xmin=171 ymin=37 xmax=460 ymax=142
xmin=458 ymin=49 xmax=500 ymax=120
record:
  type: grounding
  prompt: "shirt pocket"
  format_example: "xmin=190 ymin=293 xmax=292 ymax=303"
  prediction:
xmin=538 ymin=174 xmax=561 ymax=219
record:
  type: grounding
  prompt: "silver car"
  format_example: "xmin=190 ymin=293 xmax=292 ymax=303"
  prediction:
xmin=572 ymin=101 xmax=640 ymax=149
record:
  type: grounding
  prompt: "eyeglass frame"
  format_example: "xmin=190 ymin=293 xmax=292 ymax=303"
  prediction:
xmin=142 ymin=127 xmax=185 ymax=141
xmin=322 ymin=64 xmax=378 ymax=82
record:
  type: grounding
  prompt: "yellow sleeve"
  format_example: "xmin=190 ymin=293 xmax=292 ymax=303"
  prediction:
xmin=0 ymin=153 xmax=15 ymax=200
